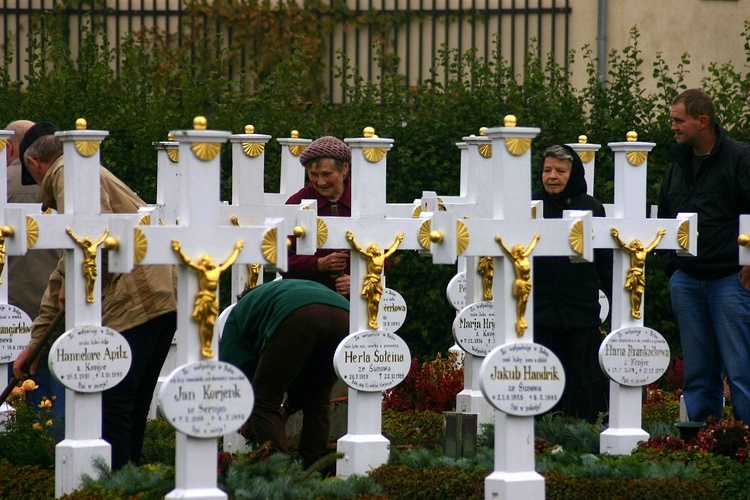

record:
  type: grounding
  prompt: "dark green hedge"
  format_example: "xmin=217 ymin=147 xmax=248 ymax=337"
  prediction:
xmin=2 ymin=10 xmax=749 ymax=359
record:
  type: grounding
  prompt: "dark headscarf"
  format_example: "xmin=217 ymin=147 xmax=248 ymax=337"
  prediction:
xmin=539 ymin=144 xmax=587 ymax=208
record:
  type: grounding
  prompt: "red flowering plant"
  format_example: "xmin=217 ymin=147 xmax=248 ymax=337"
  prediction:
xmin=686 ymin=417 xmax=750 ymax=463
xmin=382 ymin=352 xmax=464 ymax=413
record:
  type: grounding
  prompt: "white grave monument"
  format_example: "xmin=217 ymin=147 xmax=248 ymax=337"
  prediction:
xmin=108 ymin=117 xmax=287 ymax=499
xmin=313 ymin=127 xmax=433 ymax=477
xmin=428 ymin=116 xmax=596 ymax=499
xmin=589 ymin=132 xmax=697 ymax=455
xmin=0 ymin=130 xmax=34 ymax=421
xmin=25 ymin=119 xmax=144 ymax=496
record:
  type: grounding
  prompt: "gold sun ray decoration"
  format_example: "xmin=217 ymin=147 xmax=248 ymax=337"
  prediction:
xmin=191 ymin=116 xmax=222 ymax=161
xmin=502 ymin=115 xmax=532 ymax=156
xmin=74 ymin=118 xmax=101 ymax=157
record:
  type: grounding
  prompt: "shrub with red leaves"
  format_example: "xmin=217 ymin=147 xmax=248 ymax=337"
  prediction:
xmin=687 ymin=417 xmax=750 ymax=462
xmin=662 ymin=358 xmax=685 ymax=391
xmin=382 ymin=352 xmax=464 ymax=412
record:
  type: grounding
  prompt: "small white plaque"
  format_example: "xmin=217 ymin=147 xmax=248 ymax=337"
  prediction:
xmin=479 ymin=342 xmax=566 ymax=416
xmin=599 ymin=326 xmax=670 ymax=387
xmin=452 ymin=301 xmax=494 ymax=357
xmin=377 ymin=288 xmax=407 ymax=333
xmin=598 ymin=290 xmax=609 ymax=323
xmin=0 ymin=304 xmax=32 ymax=363
xmin=334 ymin=330 xmax=411 ymax=392
xmin=48 ymin=326 xmax=132 ymax=393
xmin=159 ymin=361 xmax=254 ymax=438
xmin=446 ymin=272 xmax=467 ymax=311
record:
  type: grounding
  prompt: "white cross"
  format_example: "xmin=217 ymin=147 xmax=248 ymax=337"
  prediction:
xmin=0 ymin=130 xmax=35 ymax=404
xmin=589 ymin=133 xmax=696 ymax=455
xmin=224 ymin=127 xmax=316 ymax=296
xmin=429 ymin=116 xmax=595 ymax=499
xmin=309 ymin=127 xmax=433 ymax=477
xmin=108 ymin=117 xmax=287 ymax=499
xmin=24 ymin=120 xmax=144 ymax=496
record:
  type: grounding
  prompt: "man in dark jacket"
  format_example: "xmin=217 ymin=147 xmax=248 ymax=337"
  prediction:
xmin=533 ymin=144 xmax=613 ymax=422
xmin=658 ymin=89 xmax=750 ymax=423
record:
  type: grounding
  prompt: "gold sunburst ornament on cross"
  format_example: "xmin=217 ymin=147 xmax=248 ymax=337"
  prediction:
xmin=26 ymin=216 xmax=38 ymax=248
xmin=241 ymin=124 xmax=265 ymax=157
xmin=289 ymin=130 xmax=307 ymax=157
xmin=569 ymin=220 xmax=584 ymax=255
xmin=191 ymin=116 xmax=222 ymax=161
xmin=316 ymin=218 xmax=328 ymax=247
xmin=678 ymin=221 xmax=690 ymax=250
xmin=503 ymin=115 xmax=532 ymax=156
xmin=261 ymin=228 xmax=278 ymax=264
xmin=456 ymin=220 xmax=469 ymax=256
xmin=134 ymin=228 xmax=147 ymax=264
xmin=362 ymin=126 xmax=387 ymax=163
xmin=577 ymin=135 xmax=595 ymax=162
xmin=74 ymin=118 xmax=101 ymax=157
xmin=166 ymin=133 xmax=179 ymax=163
xmin=0 ymin=138 xmax=6 ymax=152
xmin=625 ymin=131 xmax=647 ymax=166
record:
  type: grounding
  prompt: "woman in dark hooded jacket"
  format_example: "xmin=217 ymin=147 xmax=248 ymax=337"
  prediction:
xmin=532 ymin=144 xmax=613 ymax=422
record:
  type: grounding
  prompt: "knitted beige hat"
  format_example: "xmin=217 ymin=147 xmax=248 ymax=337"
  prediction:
xmin=300 ymin=136 xmax=351 ymax=168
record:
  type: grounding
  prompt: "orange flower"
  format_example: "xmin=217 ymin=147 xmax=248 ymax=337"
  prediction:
xmin=9 ymin=386 xmax=23 ymax=398
xmin=39 ymin=398 xmax=52 ymax=409
xmin=32 ymin=423 xmax=43 ymax=430
xmin=22 ymin=380 xmax=38 ymax=392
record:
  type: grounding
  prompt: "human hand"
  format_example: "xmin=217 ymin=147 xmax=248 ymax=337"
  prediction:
xmin=13 ymin=346 xmax=37 ymax=379
xmin=741 ymin=266 xmax=750 ymax=289
xmin=335 ymin=274 xmax=351 ymax=296
xmin=611 ymin=228 xmax=619 ymax=238
xmin=318 ymin=252 xmax=349 ymax=273
xmin=345 ymin=231 xmax=354 ymax=242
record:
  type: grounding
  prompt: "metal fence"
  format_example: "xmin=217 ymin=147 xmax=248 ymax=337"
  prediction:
xmin=1 ymin=0 xmax=571 ymax=103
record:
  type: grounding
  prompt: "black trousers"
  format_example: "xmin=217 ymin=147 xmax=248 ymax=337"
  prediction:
xmin=250 ymin=304 xmax=349 ymax=467
xmin=102 ymin=312 xmax=176 ymax=470
xmin=535 ymin=325 xmax=609 ymax=423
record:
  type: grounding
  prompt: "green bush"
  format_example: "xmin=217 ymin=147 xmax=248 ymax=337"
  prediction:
xmin=0 ymin=459 xmax=54 ymax=499
xmin=2 ymin=6 xmax=749 ymax=360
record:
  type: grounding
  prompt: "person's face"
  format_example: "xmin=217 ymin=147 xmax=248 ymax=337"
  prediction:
xmin=307 ymin=158 xmax=348 ymax=201
xmin=670 ymin=102 xmax=704 ymax=147
xmin=542 ymin=157 xmax=572 ymax=195
xmin=25 ymin=156 xmax=50 ymax=185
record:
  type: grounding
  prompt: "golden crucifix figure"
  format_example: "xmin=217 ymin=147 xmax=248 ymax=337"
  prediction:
xmin=477 ymin=256 xmax=494 ymax=301
xmin=496 ymin=234 xmax=540 ymax=337
xmin=346 ymin=231 xmax=404 ymax=330
xmin=66 ymin=227 xmax=110 ymax=303
xmin=611 ymin=227 xmax=666 ymax=319
xmin=247 ymin=263 xmax=262 ymax=289
xmin=172 ymin=239 xmax=244 ymax=358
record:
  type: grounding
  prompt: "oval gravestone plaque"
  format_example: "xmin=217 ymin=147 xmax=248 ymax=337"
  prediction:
xmin=159 ymin=361 xmax=253 ymax=438
xmin=0 ymin=304 xmax=32 ymax=363
xmin=452 ymin=301 xmax=494 ymax=357
xmin=446 ymin=272 xmax=467 ymax=311
xmin=598 ymin=290 xmax=609 ymax=323
xmin=479 ymin=342 xmax=565 ymax=416
xmin=599 ymin=326 xmax=670 ymax=387
xmin=334 ymin=330 xmax=411 ymax=392
xmin=48 ymin=326 xmax=132 ymax=393
xmin=377 ymin=288 xmax=407 ymax=333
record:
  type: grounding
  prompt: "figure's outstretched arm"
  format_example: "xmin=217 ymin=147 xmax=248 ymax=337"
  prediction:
xmin=93 ymin=229 xmax=110 ymax=247
xmin=494 ymin=236 xmax=512 ymax=259
xmin=383 ymin=233 xmax=404 ymax=258
xmin=346 ymin=231 xmax=366 ymax=257
xmin=219 ymin=240 xmax=245 ymax=271
xmin=523 ymin=234 xmax=541 ymax=257
xmin=645 ymin=228 xmax=667 ymax=253
xmin=171 ymin=240 xmax=197 ymax=269
xmin=610 ymin=228 xmax=629 ymax=252
xmin=66 ymin=227 xmax=84 ymax=248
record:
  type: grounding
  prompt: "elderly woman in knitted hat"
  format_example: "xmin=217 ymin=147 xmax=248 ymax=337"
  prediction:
xmin=532 ymin=144 xmax=613 ymax=423
xmin=283 ymin=136 xmax=353 ymax=296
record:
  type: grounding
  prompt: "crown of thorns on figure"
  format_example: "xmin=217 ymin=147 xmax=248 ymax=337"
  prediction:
xmin=300 ymin=136 xmax=351 ymax=167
